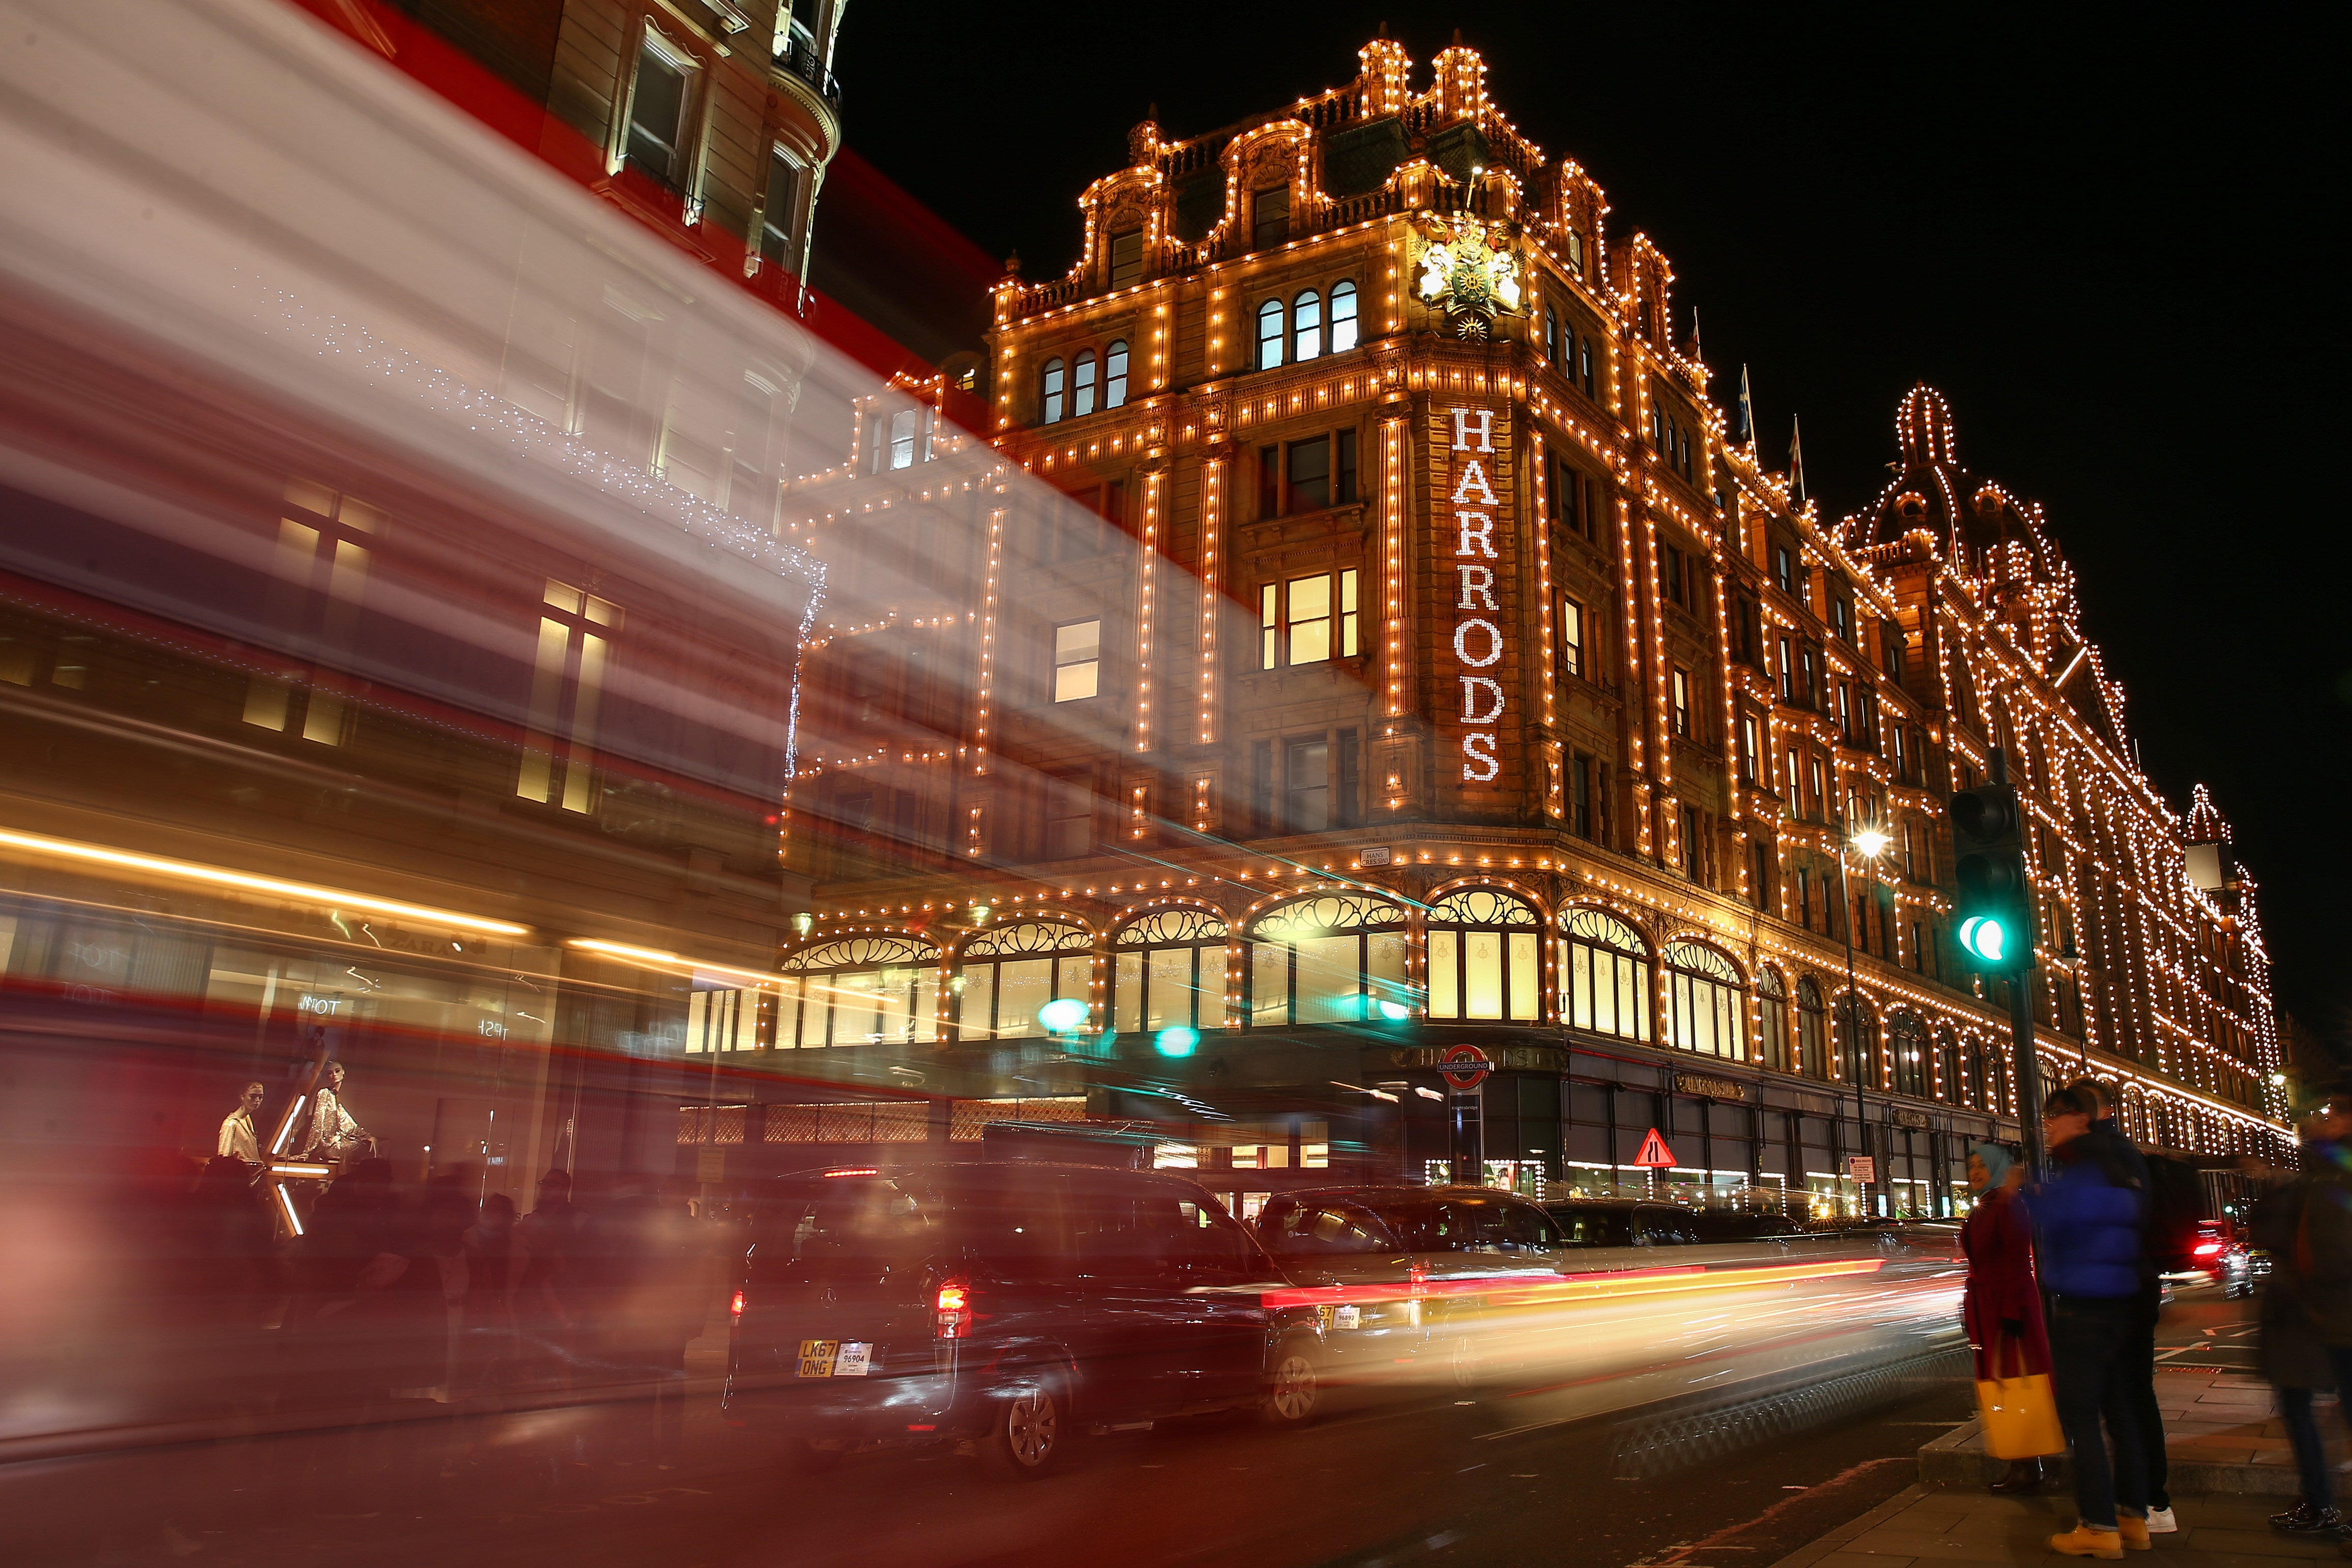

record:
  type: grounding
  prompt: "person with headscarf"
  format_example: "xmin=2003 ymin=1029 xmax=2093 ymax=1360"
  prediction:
xmin=1963 ymin=1140 xmax=2055 ymax=1493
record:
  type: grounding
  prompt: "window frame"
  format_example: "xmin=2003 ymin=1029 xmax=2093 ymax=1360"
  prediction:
xmin=1071 ymin=349 xmax=1098 ymax=418
xmin=1242 ymin=893 xmax=1409 ymax=1029
xmin=1328 ymin=280 xmax=1360 ymax=352
xmin=1052 ymin=618 xmax=1100 ymax=703
xmin=1426 ymin=887 xmax=1544 ymax=1022
xmin=1256 ymin=298 xmax=1285 ymax=371
xmin=955 ymin=921 xmax=1094 ymax=1040
xmin=1558 ymin=906 xmax=1652 ymax=1043
xmin=1111 ymin=908 xmax=1230 ymax=1034
xmin=1292 ymin=288 xmax=1322 ymax=361
xmin=1662 ymin=940 xmax=1745 ymax=1061
xmin=1040 ymin=357 xmax=1066 ymax=425
xmin=1104 ymin=340 xmax=1129 ymax=409
xmin=1259 ymin=569 xmax=1360 ymax=668
xmin=776 ymin=934 xmax=942 ymax=1049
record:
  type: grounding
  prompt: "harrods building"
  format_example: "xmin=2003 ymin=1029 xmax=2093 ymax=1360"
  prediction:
xmin=731 ymin=37 xmax=2286 ymax=1218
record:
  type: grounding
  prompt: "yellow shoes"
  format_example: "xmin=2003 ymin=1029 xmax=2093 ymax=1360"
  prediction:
xmin=2118 ymin=1516 xmax=2152 ymax=1551
xmin=2048 ymin=1526 xmax=2126 ymax=1559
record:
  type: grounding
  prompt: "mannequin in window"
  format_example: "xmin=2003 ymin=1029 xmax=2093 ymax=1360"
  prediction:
xmin=305 ymin=1061 xmax=374 ymax=1165
xmin=217 ymin=1081 xmax=265 ymax=1166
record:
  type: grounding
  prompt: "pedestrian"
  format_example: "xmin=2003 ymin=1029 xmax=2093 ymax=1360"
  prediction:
xmin=2065 ymin=1076 xmax=2180 ymax=1536
xmin=1962 ymin=1141 xmax=2056 ymax=1493
xmin=2035 ymin=1085 xmax=2153 ymax=1559
xmin=2253 ymin=1117 xmax=2341 ymax=1532
xmin=2260 ymin=1093 xmax=2352 ymax=1534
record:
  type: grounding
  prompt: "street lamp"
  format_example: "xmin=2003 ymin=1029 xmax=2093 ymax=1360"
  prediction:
xmin=1837 ymin=818 xmax=1890 ymax=1219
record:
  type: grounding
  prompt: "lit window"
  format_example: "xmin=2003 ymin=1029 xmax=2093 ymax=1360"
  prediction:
xmin=1104 ymin=340 xmax=1129 ymax=408
xmin=1244 ymin=893 xmax=1408 ymax=1028
xmin=1740 ymin=714 xmax=1759 ymax=782
xmin=1776 ymin=636 xmax=1793 ymax=702
xmin=1795 ymin=979 xmax=1828 ymax=1077
xmin=887 ymin=409 xmax=917 ymax=470
xmin=957 ymin=922 xmax=1091 ymax=1039
xmin=776 ymin=936 xmax=940 ymax=1048
xmin=1672 ymin=669 xmax=1692 ymax=736
xmin=1329 ymin=280 xmax=1359 ymax=351
xmin=1252 ymin=186 xmax=1288 ymax=249
xmin=1558 ymin=596 xmax=1583 ymax=679
xmin=1256 ymin=299 xmax=1284 ymax=370
xmin=1288 ymin=575 xmax=1331 ymax=664
xmin=519 ymin=578 xmax=621 ymax=812
xmin=623 ymin=28 xmax=696 ymax=190
xmin=1757 ymin=968 xmax=1790 ymax=1071
xmin=1040 ymin=358 xmax=1065 ymax=425
xmin=1292 ymin=289 xmax=1321 ymax=360
xmin=1664 ymin=941 xmax=1744 ymax=1060
xmin=1261 ymin=571 xmax=1358 ymax=668
xmin=1072 ymin=350 xmax=1097 ymax=418
xmin=1108 ymin=227 xmax=1143 ymax=289
xmin=1427 ymin=889 xmax=1542 ymax=1022
xmin=1559 ymin=907 xmax=1650 ymax=1043
xmin=1113 ymin=909 xmax=1230 ymax=1033
xmin=1052 ymin=619 xmax=1099 ymax=702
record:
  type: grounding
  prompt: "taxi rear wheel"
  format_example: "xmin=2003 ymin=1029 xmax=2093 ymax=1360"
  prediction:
xmin=982 ymin=1378 xmax=1066 ymax=1480
xmin=1259 ymin=1340 xmax=1321 ymax=1428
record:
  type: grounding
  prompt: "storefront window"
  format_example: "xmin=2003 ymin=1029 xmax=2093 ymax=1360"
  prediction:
xmin=778 ymin=935 xmax=940 ymax=1047
xmin=1426 ymin=887 xmax=1542 ymax=1021
xmin=1757 ymin=967 xmax=1791 ymax=1071
xmin=956 ymin=921 xmax=1092 ymax=1038
xmin=1243 ymin=893 xmax=1407 ymax=1027
xmin=1935 ymin=1028 xmax=1961 ymax=1104
xmin=1559 ymin=907 xmax=1650 ymax=1042
xmin=1663 ymin=940 xmax=1744 ymax=1060
xmin=1111 ymin=908 xmax=1229 ymax=1033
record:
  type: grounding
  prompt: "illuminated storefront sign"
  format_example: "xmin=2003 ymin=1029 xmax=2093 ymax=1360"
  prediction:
xmin=1443 ymin=405 xmax=1509 ymax=785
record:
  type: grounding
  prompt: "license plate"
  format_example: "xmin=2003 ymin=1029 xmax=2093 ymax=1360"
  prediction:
xmin=1316 ymin=1305 xmax=1363 ymax=1331
xmin=797 ymin=1339 xmax=874 ymax=1377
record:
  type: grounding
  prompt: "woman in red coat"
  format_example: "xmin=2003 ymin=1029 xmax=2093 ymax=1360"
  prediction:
xmin=1964 ymin=1141 xmax=2055 ymax=1492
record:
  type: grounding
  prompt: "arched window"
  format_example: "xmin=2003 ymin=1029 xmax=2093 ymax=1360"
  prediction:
xmin=956 ymin=921 xmax=1092 ymax=1039
xmin=1072 ymin=349 xmax=1097 ymax=418
xmin=1663 ymin=941 xmax=1744 ymax=1060
xmin=1834 ymin=993 xmax=1876 ymax=1087
xmin=1757 ymin=967 xmax=1791 ymax=1072
xmin=778 ymin=935 xmax=940 ymax=1048
xmin=1244 ymin=893 xmax=1407 ymax=1027
xmin=1426 ymin=888 xmax=1542 ymax=1021
xmin=1889 ymin=1012 xmax=1929 ymax=1098
xmin=1559 ymin=907 xmax=1651 ymax=1042
xmin=1935 ymin=1028 xmax=1961 ymax=1104
xmin=1329 ymin=280 xmax=1359 ymax=352
xmin=1796 ymin=978 xmax=1828 ymax=1078
xmin=1040 ymin=357 xmax=1065 ymax=425
xmin=1257 ymin=298 xmax=1285 ymax=370
xmin=1104 ymin=340 xmax=1129 ymax=409
xmin=1112 ymin=908 xmax=1228 ymax=1033
xmin=1292 ymin=289 xmax=1322 ymax=361
xmin=1965 ymin=1038 xmax=1989 ymax=1110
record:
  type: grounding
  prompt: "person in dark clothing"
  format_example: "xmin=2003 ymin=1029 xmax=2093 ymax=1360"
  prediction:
xmin=2067 ymin=1075 xmax=2178 ymax=1536
xmin=2252 ymin=1135 xmax=2341 ymax=1533
xmin=2264 ymin=1094 xmax=2352 ymax=1534
xmin=2035 ymin=1087 xmax=2153 ymax=1559
xmin=1963 ymin=1141 xmax=2055 ymax=1493
xmin=517 ymin=1169 xmax=602 ymax=1388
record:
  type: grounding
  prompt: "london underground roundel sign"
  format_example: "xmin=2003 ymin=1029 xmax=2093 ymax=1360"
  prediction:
xmin=1439 ymin=1044 xmax=1491 ymax=1090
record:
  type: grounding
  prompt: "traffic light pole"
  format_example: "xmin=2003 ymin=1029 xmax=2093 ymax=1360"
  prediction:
xmin=1982 ymin=750 xmax=2047 ymax=1177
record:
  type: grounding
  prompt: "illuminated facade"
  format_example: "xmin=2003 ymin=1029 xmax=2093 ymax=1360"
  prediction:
xmin=770 ymin=38 xmax=2284 ymax=1214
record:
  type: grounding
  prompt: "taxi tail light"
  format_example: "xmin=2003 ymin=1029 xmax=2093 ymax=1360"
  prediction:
xmin=730 ymin=1287 xmax=746 ymax=1323
xmin=2193 ymin=1243 xmax=2223 ymax=1257
xmin=935 ymin=1280 xmax=972 ymax=1340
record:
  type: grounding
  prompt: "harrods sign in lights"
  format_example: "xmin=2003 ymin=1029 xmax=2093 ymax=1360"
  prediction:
xmin=1442 ymin=404 xmax=1513 ymax=787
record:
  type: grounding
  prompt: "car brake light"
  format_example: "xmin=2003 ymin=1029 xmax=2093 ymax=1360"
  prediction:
xmin=935 ymin=1280 xmax=972 ymax=1339
xmin=730 ymin=1287 xmax=746 ymax=1322
xmin=2193 ymin=1243 xmax=2222 ymax=1257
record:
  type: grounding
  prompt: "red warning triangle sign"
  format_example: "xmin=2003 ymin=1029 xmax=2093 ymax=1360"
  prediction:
xmin=1632 ymin=1127 xmax=1677 ymax=1168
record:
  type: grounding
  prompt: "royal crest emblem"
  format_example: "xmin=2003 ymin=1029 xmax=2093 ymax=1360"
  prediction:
xmin=1413 ymin=216 xmax=1523 ymax=340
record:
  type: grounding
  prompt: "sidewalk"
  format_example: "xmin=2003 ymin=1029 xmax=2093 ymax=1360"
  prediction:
xmin=1766 ymin=1485 xmax=2343 ymax=1568
xmin=1920 ymin=1370 xmax=2348 ymax=1497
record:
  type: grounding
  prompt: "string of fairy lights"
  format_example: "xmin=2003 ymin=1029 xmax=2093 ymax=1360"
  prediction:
xmin=773 ymin=35 xmax=2285 ymax=1150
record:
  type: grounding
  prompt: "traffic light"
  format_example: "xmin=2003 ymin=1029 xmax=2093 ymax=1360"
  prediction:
xmin=1949 ymin=782 xmax=2034 ymax=970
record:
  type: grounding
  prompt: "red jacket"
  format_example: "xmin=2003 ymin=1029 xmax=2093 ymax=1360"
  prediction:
xmin=1962 ymin=1188 xmax=2051 ymax=1380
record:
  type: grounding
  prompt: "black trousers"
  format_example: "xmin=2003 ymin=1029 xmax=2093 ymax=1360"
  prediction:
xmin=2126 ymin=1285 xmax=2169 ymax=1511
xmin=2049 ymin=1295 xmax=2150 ymax=1530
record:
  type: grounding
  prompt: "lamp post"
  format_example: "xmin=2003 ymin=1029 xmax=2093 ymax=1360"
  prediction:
xmin=1837 ymin=821 xmax=1891 ymax=1219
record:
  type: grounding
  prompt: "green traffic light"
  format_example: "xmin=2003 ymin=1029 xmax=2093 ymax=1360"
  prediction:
xmin=1153 ymin=1026 xmax=1198 ymax=1058
xmin=1958 ymin=915 xmax=2007 ymax=963
xmin=1036 ymin=998 xmax=1088 ymax=1034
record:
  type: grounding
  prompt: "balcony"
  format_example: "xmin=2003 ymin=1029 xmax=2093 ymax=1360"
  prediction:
xmin=773 ymin=35 xmax=840 ymax=108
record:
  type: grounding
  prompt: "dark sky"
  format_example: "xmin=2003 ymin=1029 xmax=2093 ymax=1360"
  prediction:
xmin=827 ymin=4 xmax=2348 ymax=1048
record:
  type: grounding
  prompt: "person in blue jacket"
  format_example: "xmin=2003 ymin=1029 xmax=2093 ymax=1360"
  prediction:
xmin=2035 ymin=1085 xmax=2153 ymax=1559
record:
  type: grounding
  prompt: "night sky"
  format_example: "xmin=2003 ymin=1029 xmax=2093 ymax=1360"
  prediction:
xmin=823 ymin=4 xmax=2348 ymax=1051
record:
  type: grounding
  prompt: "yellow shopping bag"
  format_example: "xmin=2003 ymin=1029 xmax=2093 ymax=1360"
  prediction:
xmin=1976 ymin=1371 xmax=2064 ymax=1460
